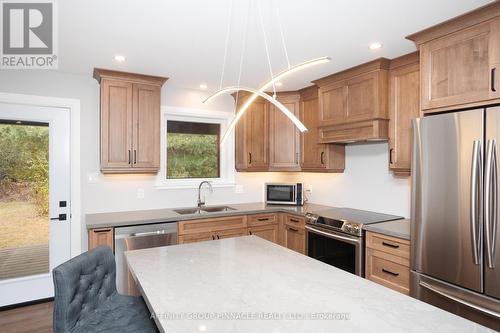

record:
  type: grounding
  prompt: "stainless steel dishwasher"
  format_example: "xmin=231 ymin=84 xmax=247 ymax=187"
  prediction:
xmin=115 ymin=222 xmax=177 ymax=295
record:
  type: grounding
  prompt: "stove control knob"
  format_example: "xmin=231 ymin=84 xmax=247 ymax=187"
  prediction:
xmin=352 ymin=224 xmax=360 ymax=235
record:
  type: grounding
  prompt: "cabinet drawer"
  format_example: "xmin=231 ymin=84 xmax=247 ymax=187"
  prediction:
xmin=366 ymin=232 xmax=409 ymax=259
xmin=178 ymin=215 xmax=247 ymax=235
xmin=88 ymin=228 xmax=114 ymax=252
xmin=366 ymin=248 xmax=410 ymax=294
xmin=284 ymin=214 xmax=305 ymax=228
xmin=178 ymin=232 xmax=214 ymax=244
xmin=247 ymin=213 xmax=278 ymax=226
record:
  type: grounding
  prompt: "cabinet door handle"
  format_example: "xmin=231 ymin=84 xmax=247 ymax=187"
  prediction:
xmin=382 ymin=268 xmax=399 ymax=277
xmin=290 ymin=218 xmax=299 ymax=223
xmin=249 ymin=153 xmax=252 ymax=164
xmin=249 ymin=230 xmax=253 ymax=235
xmin=288 ymin=227 xmax=299 ymax=232
xmin=320 ymin=151 xmax=325 ymax=165
xmin=296 ymin=152 xmax=299 ymax=164
xmin=93 ymin=228 xmax=111 ymax=233
xmin=257 ymin=218 xmax=269 ymax=221
xmin=212 ymin=235 xmax=215 ymax=240
xmin=216 ymin=235 xmax=220 ymax=239
xmin=492 ymin=68 xmax=497 ymax=92
xmin=128 ymin=150 xmax=131 ymax=165
xmin=134 ymin=150 xmax=137 ymax=164
xmin=382 ymin=241 xmax=399 ymax=249
xmin=389 ymin=148 xmax=394 ymax=164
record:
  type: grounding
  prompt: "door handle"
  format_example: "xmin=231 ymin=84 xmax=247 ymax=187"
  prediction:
xmin=470 ymin=140 xmax=483 ymax=265
xmin=492 ymin=68 xmax=497 ymax=92
xmin=134 ymin=150 xmax=137 ymax=164
xmin=320 ymin=151 xmax=324 ymax=165
xmin=128 ymin=150 xmax=131 ymax=165
xmin=420 ymin=281 xmax=500 ymax=319
xmin=485 ymin=139 xmax=497 ymax=269
xmin=389 ymin=148 xmax=394 ymax=165
xmin=50 ymin=214 xmax=67 ymax=221
xmin=249 ymin=153 xmax=252 ymax=164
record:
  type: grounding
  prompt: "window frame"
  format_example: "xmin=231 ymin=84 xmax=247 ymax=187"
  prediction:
xmin=156 ymin=106 xmax=235 ymax=189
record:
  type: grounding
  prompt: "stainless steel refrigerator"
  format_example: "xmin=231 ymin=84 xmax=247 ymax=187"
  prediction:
xmin=411 ymin=107 xmax=500 ymax=330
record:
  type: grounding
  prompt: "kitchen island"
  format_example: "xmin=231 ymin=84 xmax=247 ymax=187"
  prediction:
xmin=125 ymin=236 xmax=491 ymax=332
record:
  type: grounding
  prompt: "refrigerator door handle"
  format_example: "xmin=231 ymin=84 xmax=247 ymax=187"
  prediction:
xmin=419 ymin=281 xmax=500 ymax=319
xmin=471 ymin=140 xmax=483 ymax=265
xmin=485 ymin=139 xmax=497 ymax=269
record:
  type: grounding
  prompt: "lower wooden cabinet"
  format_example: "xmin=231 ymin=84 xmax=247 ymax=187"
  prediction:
xmin=217 ymin=228 xmax=249 ymax=240
xmin=283 ymin=225 xmax=306 ymax=254
xmin=248 ymin=224 xmax=278 ymax=243
xmin=365 ymin=232 xmax=410 ymax=295
xmin=88 ymin=227 xmax=114 ymax=251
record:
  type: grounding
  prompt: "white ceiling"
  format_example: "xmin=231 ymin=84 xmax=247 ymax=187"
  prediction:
xmin=58 ymin=0 xmax=492 ymax=91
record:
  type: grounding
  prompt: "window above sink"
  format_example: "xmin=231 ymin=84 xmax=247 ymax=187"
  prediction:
xmin=155 ymin=106 xmax=236 ymax=189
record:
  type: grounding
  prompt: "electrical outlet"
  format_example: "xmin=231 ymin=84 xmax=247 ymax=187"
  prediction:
xmin=235 ymin=185 xmax=244 ymax=193
xmin=306 ymin=184 xmax=313 ymax=194
xmin=137 ymin=188 xmax=145 ymax=199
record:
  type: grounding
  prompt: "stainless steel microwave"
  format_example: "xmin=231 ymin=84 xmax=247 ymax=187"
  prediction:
xmin=265 ymin=183 xmax=304 ymax=206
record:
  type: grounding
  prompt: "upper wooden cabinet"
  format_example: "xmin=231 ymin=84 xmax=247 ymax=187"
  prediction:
xmin=407 ymin=2 xmax=500 ymax=112
xmin=269 ymin=92 xmax=301 ymax=171
xmin=313 ymin=58 xmax=390 ymax=143
xmin=234 ymin=94 xmax=269 ymax=171
xmin=299 ymin=86 xmax=345 ymax=172
xmin=388 ymin=52 xmax=420 ymax=176
xmin=94 ymin=69 xmax=167 ymax=173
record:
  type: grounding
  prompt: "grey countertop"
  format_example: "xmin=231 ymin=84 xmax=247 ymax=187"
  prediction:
xmin=363 ymin=218 xmax=410 ymax=240
xmin=125 ymin=236 xmax=487 ymax=332
xmin=86 ymin=202 xmax=332 ymax=229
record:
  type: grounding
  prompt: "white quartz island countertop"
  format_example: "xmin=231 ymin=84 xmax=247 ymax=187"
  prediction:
xmin=125 ymin=236 xmax=493 ymax=333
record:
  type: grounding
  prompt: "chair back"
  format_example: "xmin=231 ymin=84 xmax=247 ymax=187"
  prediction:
xmin=52 ymin=246 xmax=116 ymax=333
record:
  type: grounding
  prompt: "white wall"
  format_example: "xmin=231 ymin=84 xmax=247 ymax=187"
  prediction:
xmin=0 ymin=71 xmax=411 ymax=248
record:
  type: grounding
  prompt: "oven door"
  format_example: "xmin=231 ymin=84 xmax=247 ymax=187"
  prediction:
xmin=306 ymin=225 xmax=364 ymax=276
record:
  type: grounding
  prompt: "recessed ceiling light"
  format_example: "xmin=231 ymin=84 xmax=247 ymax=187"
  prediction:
xmin=369 ymin=42 xmax=383 ymax=50
xmin=275 ymin=81 xmax=283 ymax=87
xmin=114 ymin=55 xmax=126 ymax=62
xmin=199 ymin=84 xmax=208 ymax=89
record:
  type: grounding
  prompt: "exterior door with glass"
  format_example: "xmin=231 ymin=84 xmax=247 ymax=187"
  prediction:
xmin=0 ymin=102 xmax=71 ymax=306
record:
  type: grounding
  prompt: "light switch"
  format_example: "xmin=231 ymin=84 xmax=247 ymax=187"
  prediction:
xmin=235 ymin=185 xmax=244 ymax=193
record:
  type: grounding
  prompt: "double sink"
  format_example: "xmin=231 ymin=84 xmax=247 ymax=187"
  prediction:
xmin=174 ymin=205 xmax=236 ymax=215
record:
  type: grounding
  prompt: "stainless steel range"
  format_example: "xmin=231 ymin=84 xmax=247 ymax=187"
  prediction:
xmin=305 ymin=208 xmax=403 ymax=277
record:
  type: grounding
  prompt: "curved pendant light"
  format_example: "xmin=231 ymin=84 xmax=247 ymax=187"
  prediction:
xmin=204 ymin=56 xmax=331 ymax=145
xmin=207 ymin=86 xmax=308 ymax=133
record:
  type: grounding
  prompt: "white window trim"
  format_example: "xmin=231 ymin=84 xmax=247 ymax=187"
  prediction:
xmin=155 ymin=106 xmax=235 ymax=189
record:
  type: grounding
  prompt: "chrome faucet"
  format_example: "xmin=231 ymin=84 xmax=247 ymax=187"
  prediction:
xmin=197 ymin=181 xmax=213 ymax=208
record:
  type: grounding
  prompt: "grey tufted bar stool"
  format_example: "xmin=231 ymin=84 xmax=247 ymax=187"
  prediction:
xmin=52 ymin=246 xmax=158 ymax=333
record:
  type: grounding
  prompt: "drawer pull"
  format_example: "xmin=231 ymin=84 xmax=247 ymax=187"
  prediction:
xmin=382 ymin=268 xmax=399 ymax=277
xmin=382 ymin=241 xmax=399 ymax=249
xmin=257 ymin=218 xmax=270 ymax=221
xmin=249 ymin=230 xmax=253 ymax=235
xmin=94 ymin=229 xmax=111 ymax=233
xmin=288 ymin=227 xmax=299 ymax=232
xmin=289 ymin=218 xmax=300 ymax=223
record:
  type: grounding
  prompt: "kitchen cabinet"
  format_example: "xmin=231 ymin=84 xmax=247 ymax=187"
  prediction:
xmin=365 ymin=231 xmax=410 ymax=295
xmin=313 ymin=58 xmax=390 ymax=143
xmin=178 ymin=215 xmax=248 ymax=236
xmin=284 ymin=225 xmax=306 ymax=254
xmin=388 ymin=52 xmax=420 ymax=176
xmin=299 ymin=86 xmax=345 ymax=172
xmin=283 ymin=214 xmax=306 ymax=254
xmin=234 ymin=93 xmax=269 ymax=171
xmin=93 ymin=69 xmax=167 ymax=174
xmin=407 ymin=3 xmax=500 ymax=112
xmin=88 ymin=227 xmax=114 ymax=251
xmin=269 ymin=92 xmax=301 ymax=171
xmin=248 ymin=224 xmax=278 ymax=243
